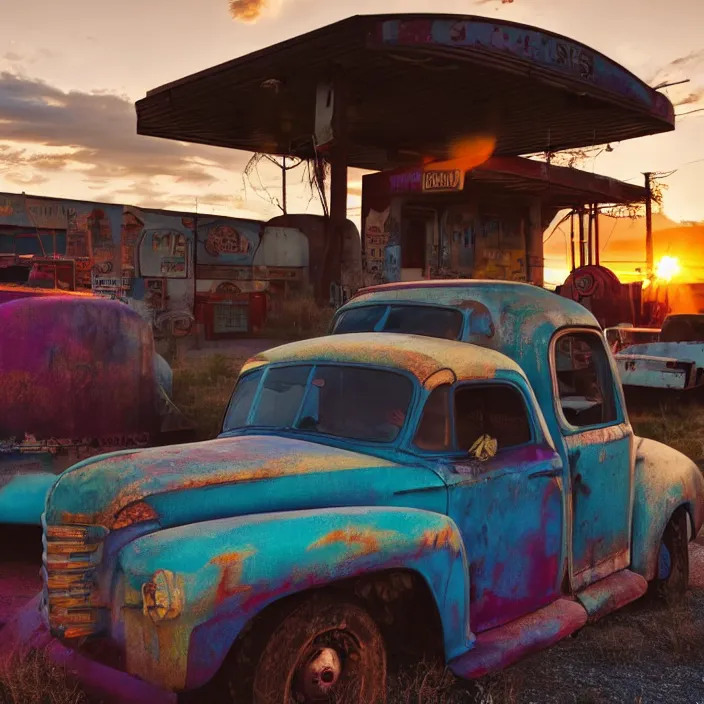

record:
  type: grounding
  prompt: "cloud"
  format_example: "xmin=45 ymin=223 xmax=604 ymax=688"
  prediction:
xmin=229 ymin=0 xmax=267 ymax=22
xmin=675 ymin=90 xmax=704 ymax=107
xmin=649 ymin=50 xmax=704 ymax=85
xmin=0 ymin=72 xmax=253 ymax=193
xmin=3 ymin=172 xmax=49 ymax=187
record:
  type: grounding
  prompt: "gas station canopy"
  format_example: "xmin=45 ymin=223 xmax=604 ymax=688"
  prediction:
xmin=136 ymin=14 xmax=675 ymax=170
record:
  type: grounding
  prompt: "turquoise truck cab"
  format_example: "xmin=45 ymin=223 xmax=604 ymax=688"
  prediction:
xmin=4 ymin=281 xmax=702 ymax=704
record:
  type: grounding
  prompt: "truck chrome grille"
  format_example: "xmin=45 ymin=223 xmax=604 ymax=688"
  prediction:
xmin=42 ymin=522 xmax=107 ymax=639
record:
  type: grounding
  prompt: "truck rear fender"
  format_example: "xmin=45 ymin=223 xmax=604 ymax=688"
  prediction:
xmin=117 ymin=506 xmax=470 ymax=692
xmin=631 ymin=437 xmax=704 ymax=580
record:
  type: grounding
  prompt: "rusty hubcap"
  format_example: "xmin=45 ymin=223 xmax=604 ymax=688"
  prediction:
xmin=294 ymin=646 xmax=343 ymax=702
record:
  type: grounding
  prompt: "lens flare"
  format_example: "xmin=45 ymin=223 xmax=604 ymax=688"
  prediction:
xmin=655 ymin=256 xmax=681 ymax=283
xmin=424 ymin=134 xmax=497 ymax=173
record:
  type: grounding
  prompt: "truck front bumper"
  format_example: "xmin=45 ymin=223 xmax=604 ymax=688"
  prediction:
xmin=0 ymin=595 xmax=177 ymax=704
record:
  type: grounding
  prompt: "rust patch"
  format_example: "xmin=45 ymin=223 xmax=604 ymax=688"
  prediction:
xmin=210 ymin=550 xmax=255 ymax=605
xmin=419 ymin=525 xmax=462 ymax=554
xmin=308 ymin=527 xmax=397 ymax=557
xmin=60 ymin=511 xmax=96 ymax=525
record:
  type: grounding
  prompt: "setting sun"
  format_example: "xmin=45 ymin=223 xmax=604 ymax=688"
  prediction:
xmin=655 ymin=255 xmax=681 ymax=282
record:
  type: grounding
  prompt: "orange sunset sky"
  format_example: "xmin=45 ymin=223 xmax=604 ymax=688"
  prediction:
xmin=1 ymin=0 xmax=703 ymax=284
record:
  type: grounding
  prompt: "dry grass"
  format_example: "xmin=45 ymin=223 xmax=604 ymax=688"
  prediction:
xmin=631 ymin=402 xmax=704 ymax=463
xmin=170 ymin=353 xmax=247 ymax=441
xmin=262 ymin=295 xmax=335 ymax=340
xmin=0 ymin=650 xmax=89 ymax=704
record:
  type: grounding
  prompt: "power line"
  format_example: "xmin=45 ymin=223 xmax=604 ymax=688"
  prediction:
xmin=677 ymin=107 xmax=704 ymax=118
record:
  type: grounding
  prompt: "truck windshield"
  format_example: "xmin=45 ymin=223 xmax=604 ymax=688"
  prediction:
xmin=332 ymin=305 xmax=463 ymax=340
xmin=223 ymin=364 xmax=414 ymax=443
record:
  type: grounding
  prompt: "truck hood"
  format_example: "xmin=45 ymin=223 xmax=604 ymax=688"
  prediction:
xmin=45 ymin=435 xmax=446 ymax=529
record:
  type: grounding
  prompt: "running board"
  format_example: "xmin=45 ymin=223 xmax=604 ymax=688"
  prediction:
xmin=448 ymin=598 xmax=587 ymax=680
xmin=575 ymin=569 xmax=648 ymax=623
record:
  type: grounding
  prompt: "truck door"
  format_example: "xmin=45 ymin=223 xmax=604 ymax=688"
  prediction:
xmin=435 ymin=381 xmax=564 ymax=633
xmin=551 ymin=329 xmax=633 ymax=591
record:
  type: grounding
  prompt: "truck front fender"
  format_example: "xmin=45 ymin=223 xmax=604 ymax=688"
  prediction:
xmin=117 ymin=506 xmax=470 ymax=692
xmin=631 ymin=437 xmax=704 ymax=580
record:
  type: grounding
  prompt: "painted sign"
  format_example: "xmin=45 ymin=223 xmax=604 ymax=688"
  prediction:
xmin=364 ymin=207 xmax=391 ymax=284
xmin=91 ymin=275 xmax=131 ymax=291
xmin=140 ymin=229 xmax=188 ymax=279
xmin=196 ymin=218 xmax=260 ymax=267
xmin=25 ymin=199 xmax=67 ymax=229
xmin=390 ymin=169 xmax=423 ymax=194
xmin=145 ymin=279 xmax=165 ymax=311
xmin=423 ymin=169 xmax=464 ymax=193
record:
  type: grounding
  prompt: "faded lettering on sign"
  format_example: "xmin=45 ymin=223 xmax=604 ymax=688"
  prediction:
xmin=423 ymin=170 xmax=463 ymax=192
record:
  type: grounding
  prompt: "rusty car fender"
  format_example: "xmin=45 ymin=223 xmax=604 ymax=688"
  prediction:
xmin=116 ymin=506 xmax=471 ymax=692
xmin=630 ymin=436 xmax=704 ymax=580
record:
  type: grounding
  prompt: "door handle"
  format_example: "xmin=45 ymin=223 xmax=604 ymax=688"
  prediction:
xmin=528 ymin=468 xmax=561 ymax=480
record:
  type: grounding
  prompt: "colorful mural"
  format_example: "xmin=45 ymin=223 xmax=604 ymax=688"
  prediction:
xmin=361 ymin=168 xmax=528 ymax=284
xmin=0 ymin=192 xmax=361 ymax=339
xmin=196 ymin=217 xmax=261 ymax=266
xmin=126 ymin=207 xmax=195 ymax=332
xmin=66 ymin=203 xmax=122 ymax=286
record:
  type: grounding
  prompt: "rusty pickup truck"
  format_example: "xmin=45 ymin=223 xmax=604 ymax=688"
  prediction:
xmin=606 ymin=316 xmax=704 ymax=401
xmin=3 ymin=281 xmax=703 ymax=704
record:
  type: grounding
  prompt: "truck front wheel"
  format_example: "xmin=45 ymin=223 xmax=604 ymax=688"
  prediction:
xmin=650 ymin=507 xmax=689 ymax=604
xmin=230 ymin=593 xmax=387 ymax=704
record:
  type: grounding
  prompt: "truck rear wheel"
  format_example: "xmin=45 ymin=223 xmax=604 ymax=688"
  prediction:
xmin=650 ymin=507 xmax=689 ymax=604
xmin=230 ymin=593 xmax=387 ymax=704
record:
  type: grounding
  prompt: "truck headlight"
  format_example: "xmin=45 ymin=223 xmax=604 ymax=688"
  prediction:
xmin=141 ymin=570 xmax=182 ymax=623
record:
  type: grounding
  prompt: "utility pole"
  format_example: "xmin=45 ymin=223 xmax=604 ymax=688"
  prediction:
xmin=644 ymin=172 xmax=654 ymax=275
xmin=282 ymin=155 xmax=287 ymax=216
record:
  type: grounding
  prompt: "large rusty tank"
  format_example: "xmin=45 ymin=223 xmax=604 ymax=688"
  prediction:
xmin=559 ymin=265 xmax=644 ymax=329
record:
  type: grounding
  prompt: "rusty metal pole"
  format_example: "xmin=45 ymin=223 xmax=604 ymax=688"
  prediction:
xmin=569 ymin=211 xmax=576 ymax=272
xmin=594 ymin=204 xmax=600 ymax=267
xmin=320 ymin=77 xmax=348 ymax=305
xmin=587 ymin=204 xmax=594 ymax=267
xmin=578 ymin=208 xmax=585 ymax=269
xmin=644 ymin=172 xmax=654 ymax=275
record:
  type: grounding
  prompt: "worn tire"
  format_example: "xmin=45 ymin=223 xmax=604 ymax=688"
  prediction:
xmin=230 ymin=593 xmax=387 ymax=704
xmin=650 ymin=508 xmax=689 ymax=604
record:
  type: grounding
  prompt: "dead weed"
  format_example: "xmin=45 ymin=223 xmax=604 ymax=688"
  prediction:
xmin=262 ymin=295 xmax=335 ymax=340
xmin=0 ymin=650 xmax=89 ymax=704
xmin=171 ymin=353 xmax=247 ymax=441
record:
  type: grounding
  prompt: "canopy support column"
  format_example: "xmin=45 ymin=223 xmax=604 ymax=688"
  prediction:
xmin=320 ymin=76 xmax=349 ymax=305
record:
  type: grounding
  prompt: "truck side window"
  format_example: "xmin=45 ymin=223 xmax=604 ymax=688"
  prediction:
xmin=454 ymin=385 xmax=532 ymax=452
xmin=414 ymin=385 xmax=452 ymax=451
xmin=332 ymin=306 xmax=387 ymax=334
xmin=554 ymin=332 xmax=617 ymax=427
xmin=223 ymin=369 xmax=264 ymax=430
xmin=251 ymin=366 xmax=312 ymax=428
